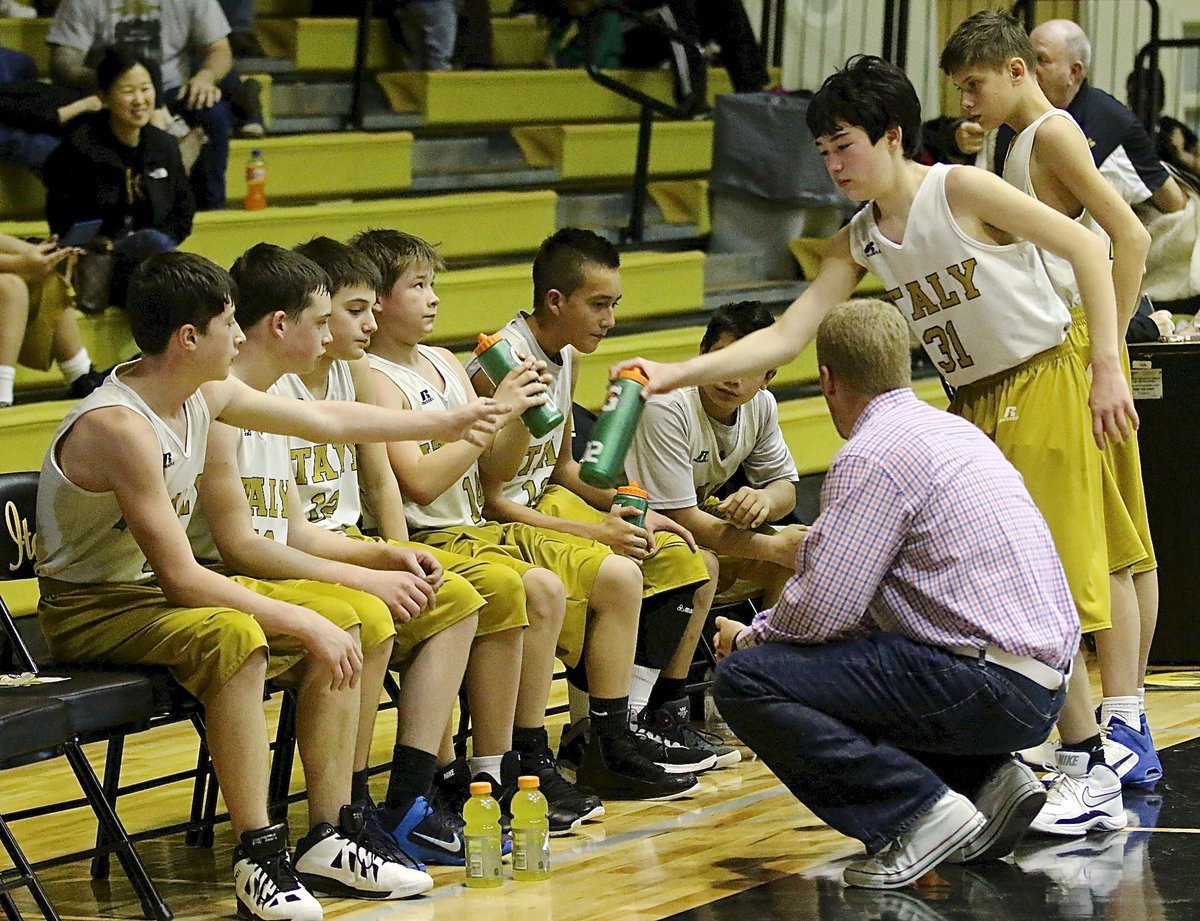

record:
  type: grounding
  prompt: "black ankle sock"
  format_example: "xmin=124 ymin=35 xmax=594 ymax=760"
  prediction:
xmin=384 ymin=745 xmax=437 ymax=811
xmin=351 ymin=768 xmax=373 ymax=807
xmin=512 ymin=725 xmax=549 ymax=755
xmin=1062 ymin=734 xmax=1105 ymax=767
xmin=589 ymin=695 xmax=630 ymax=739
xmin=647 ymin=677 xmax=687 ymax=712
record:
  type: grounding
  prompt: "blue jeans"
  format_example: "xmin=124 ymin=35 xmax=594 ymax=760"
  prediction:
xmin=218 ymin=0 xmax=255 ymax=33
xmin=164 ymin=86 xmax=231 ymax=211
xmin=713 ymin=632 xmax=1065 ymax=853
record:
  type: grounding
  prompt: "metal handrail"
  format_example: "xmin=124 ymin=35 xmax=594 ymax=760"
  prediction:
xmin=1132 ymin=36 xmax=1199 ymax=135
xmin=582 ymin=3 xmax=708 ymax=245
xmin=347 ymin=0 xmax=374 ymax=130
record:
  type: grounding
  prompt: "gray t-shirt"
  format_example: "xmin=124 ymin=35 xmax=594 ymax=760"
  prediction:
xmin=48 ymin=0 xmax=230 ymax=92
xmin=625 ymin=386 xmax=797 ymax=511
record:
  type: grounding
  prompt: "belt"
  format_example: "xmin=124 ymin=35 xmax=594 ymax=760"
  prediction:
xmin=949 ymin=645 xmax=1067 ymax=691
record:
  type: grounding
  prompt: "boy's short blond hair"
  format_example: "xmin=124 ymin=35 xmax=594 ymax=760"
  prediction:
xmin=940 ymin=9 xmax=1036 ymax=75
xmin=816 ymin=299 xmax=912 ymax=396
xmin=348 ymin=229 xmax=445 ymax=295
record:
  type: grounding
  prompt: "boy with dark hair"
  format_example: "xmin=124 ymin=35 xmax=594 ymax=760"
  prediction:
xmin=615 ymin=53 xmax=1138 ymax=864
xmin=625 ymin=302 xmax=804 ymax=624
xmin=35 ymin=251 xmax=503 ymax=920
xmin=942 ymin=10 xmax=1162 ymax=822
xmin=467 ymin=228 xmax=721 ymax=767
xmin=283 ymin=236 xmax=583 ymax=841
xmin=354 ymin=227 xmax=703 ymax=804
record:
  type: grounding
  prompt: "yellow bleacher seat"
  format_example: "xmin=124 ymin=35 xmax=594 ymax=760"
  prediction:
xmin=790 ymin=237 xmax=887 ymax=296
xmin=512 ymin=120 xmax=712 ymax=181
xmin=0 ymin=17 xmax=50 ymax=75
xmin=0 ymin=399 xmax=76 ymax=475
xmin=0 ymin=161 xmax=45 ymax=221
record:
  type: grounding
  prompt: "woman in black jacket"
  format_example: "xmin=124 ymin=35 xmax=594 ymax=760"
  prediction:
xmin=44 ymin=48 xmax=195 ymax=307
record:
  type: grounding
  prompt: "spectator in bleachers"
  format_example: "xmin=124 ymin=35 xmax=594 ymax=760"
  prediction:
xmin=43 ymin=49 xmax=193 ymax=308
xmin=312 ymin=0 xmax=455 ymax=72
xmin=1126 ymin=68 xmax=1200 ymax=187
xmin=47 ymin=0 xmax=235 ymax=209
xmin=0 ymin=46 xmax=101 ymax=174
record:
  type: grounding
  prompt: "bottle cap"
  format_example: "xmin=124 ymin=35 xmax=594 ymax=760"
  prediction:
xmin=251 ymin=149 xmax=262 ymax=157
xmin=474 ymin=332 xmax=503 ymax=354
xmin=516 ymin=775 xmax=541 ymax=790
xmin=470 ymin=781 xmax=492 ymax=796
xmin=616 ymin=367 xmax=649 ymax=386
xmin=616 ymin=482 xmax=649 ymax=500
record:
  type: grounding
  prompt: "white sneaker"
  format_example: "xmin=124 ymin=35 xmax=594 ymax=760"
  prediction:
xmin=1015 ymin=738 xmax=1060 ymax=772
xmin=843 ymin=790 xmax=985 ymax=889
xmin=0 ymin=1 xmax=37 ymax=17
xmin=232 ymin=824 xmax=323 ymax=921
xmin=1029 ymin=763 xmax=1127 ymax=836
xmin=294 ymin=820 xmax=433 ymax=900
xmin=946 ymin=759 xmax=1045 ymax=864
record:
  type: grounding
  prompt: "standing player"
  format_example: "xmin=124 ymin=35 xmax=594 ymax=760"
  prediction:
xmin=465 ymin=229 xmax=719 ymax=766
xmin=34 ymin=252 xmax=501 ymax=920
xmin=941 ymin=11 xmax=1162 ymax=803
xmin=354 ymin=228 xmax=702 ymax=803
xmin=613 ymin=55 xmax=1138 ymax=834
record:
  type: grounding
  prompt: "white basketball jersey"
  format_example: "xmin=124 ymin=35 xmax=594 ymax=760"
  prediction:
xmin=36 ymin=365 xmax=210 ymax=584
xmin=1002 ymin=109 xmax=1107 ymax=308
xmin=274 ymin=362 xmax=362 ymax=532
xmin=369 ymin=348 xmax=484 ymax=530
xmin=188 ymin=421 xmax=291 ymax=561
xmin=848 ymin=163 xmax=1070 ymax=388
xmin=465 ymin=314 xmax=570 ymax=508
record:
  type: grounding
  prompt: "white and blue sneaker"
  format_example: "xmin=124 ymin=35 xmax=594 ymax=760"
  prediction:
xmin=1029 ymin=762 xmax=1127 ymax=837
xmin=1102 ymin=715 xmax=1163 ymax=790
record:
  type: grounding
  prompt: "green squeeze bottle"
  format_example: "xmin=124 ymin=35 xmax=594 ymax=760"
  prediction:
xmin=463 ymin=781 xmax=504 ymax=889
xmin=510 ymin=775 xmax=550 ymax=881
xmin=579 ymin=368 xmax=650 ymax=489
xmin=611 ymin=482 xmax=650 ymax=530
xmin=474 ymin=333 xmax=565 ymax=438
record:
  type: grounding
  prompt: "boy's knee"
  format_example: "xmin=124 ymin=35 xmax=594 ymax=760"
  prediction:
xmin=599 ymin=553 xmax=643 ymax=596
xmin=521 ymin=568 xmax=565 ymax=620
xmin=0 ymin=272 xmax=30 ymax=307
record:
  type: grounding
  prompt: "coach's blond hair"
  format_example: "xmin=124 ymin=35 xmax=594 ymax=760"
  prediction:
xmin=816 ymin=299 xmax=912 ymax=396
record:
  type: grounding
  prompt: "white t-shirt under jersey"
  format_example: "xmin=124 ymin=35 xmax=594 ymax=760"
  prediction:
xmin=36 ymin=365 xmax=210 ymax=584
xmin=369 ymin=348 xmax=485 ymax=531
xmin=464 ymin=313 xmax=570 ymax=509
xmin=848 ymin=163 xmax=1070 ymax=388
xmin=625 ymin=387 xmax=798 ymax=511
xmin=1002 ymin=108 xmax=1109 ymax=309
xmin=274 ymin=362 xmax=362 ymax=532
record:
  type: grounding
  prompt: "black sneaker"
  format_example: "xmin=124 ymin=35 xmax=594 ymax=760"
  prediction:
xmin=639 ymin=697 xmax=742 ymax=769
xmin=429 ymin=757 xmax=471 ymax=827
xmin=557 ymin=718 xmax=590 ymax=774
xmin=68 ymin=367 xmax=108 ymax=400
xmin=294 ymin=811 xmax=433 ymax=900
xmin=630 ymin=709 xmax=717 ymax=774
xmin=520 ymin=746 xmax=605 ymax=823
xmin=231 ymin=822 xmax=322 ymax=921
xmin=577 ymin=729 xmax=700 ymax=801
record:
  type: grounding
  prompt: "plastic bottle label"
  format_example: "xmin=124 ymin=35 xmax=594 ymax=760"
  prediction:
xmin=513 ymin=828 xmax=550 ymax=874
xmin=464 ymin=833 xmax=503 ymax=881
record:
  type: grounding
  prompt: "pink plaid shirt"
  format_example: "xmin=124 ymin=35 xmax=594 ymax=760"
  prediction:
xmin=738 ymin=389 xmax=1080 ymax=671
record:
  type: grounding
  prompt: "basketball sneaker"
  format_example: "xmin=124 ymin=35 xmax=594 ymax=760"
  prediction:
xmin=843 ymin=789 xmax=985 ymax=889
xmin=1029 ymin=763 xmax=1127 ymax=836
xmin=294 ymin=808 xmax=433 ymax=900
xmin=637 ymin=697 xmax=742 ymax=769
xmin=232 ymin=822 xmax=322 ymax=921
xmin=575 ymin=728 xmax=701 ymax=801
xmin=380 ymin=795 xmax=472 ymax=866
xmin=630 ymin=711 xmax=717 ymax=774
xmin=519 ymin=745 xmax=605 ymax=823
xmin=469 ymin=751 xmax=581 ymax=836
xmin=1101 ymin=715 xmax=1163 ymax=790
xmin=946 ymin=759 xmax=1045 ymax=864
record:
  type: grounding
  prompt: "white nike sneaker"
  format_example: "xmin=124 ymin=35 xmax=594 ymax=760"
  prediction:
xmin=294 ymin=808 xmax=433 ymax=900
xmin=1029 ymin=763 xmax=1127 ymax=836
xmin=232 ymin=823 xmax=323 ymax=921
xmin=843 ymin=790 xmax=985 ymax=889
xmin=1015 ymin=738 xmax=1060 ymax=772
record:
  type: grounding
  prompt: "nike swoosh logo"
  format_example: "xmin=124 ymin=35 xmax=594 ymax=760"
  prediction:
xmin=1109 ymin=753 xmax=1136 ymax=774
xmin=1081 ymin=788 xmax=1122 ymax=808
xmin=413 ymin=832 xmax=463 ymax=854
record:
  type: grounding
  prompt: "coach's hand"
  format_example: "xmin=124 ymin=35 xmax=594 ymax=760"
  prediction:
xmin=1089 ymin=364 xmax=1138 ymax=449
xmin=767 ymin=524 xmax=808 ymax=569
xmin=302 ymin=616 xmax=364 ymax=691
xmin=594 ymin=504 xmax=650 ymax=561
xmin=713 ymin=616 xmax=747 ymax=662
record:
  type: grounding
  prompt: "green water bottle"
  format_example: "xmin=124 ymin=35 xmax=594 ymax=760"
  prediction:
xmin=474 ymin=333 xmax=565 ymax=438
xmin=579 ymin=368 xmax=649 ymax=489
xmin=511 ymin=775 xmax=550 ymax=881
xmin=463 ymin=781 xmax=504 ymax=889
xmin=611 ymin=482 xmax=650 ymax=530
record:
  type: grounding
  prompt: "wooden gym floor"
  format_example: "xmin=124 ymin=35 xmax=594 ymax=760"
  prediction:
xmin=3 ymin=659 xmax=1200 ymax=921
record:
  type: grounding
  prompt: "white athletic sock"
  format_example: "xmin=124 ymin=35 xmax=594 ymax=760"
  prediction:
xmin=628 ymin=665 xmax=660 ymax=721
xmin=57 ymin=347 xmax=91 ymax=384
xmin=568 ymin=683 xmax=589 ymax=726
xmin=0 ymin=365 xmax=14 ymax=406
xmin=1138 ymin=687 xmax=1146 ymax=714
xmin=1100 ymin=695 xmax=1141 ymax=729
xmin=468 ymin=754 xmax=504 ymax=781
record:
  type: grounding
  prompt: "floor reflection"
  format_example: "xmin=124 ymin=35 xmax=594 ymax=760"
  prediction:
xmin=668 ymin=741 xmax=1199 ymax=921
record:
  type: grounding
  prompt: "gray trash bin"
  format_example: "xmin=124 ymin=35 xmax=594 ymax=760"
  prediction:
xmin=710 ymin=92 xmax=850 ymax=278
